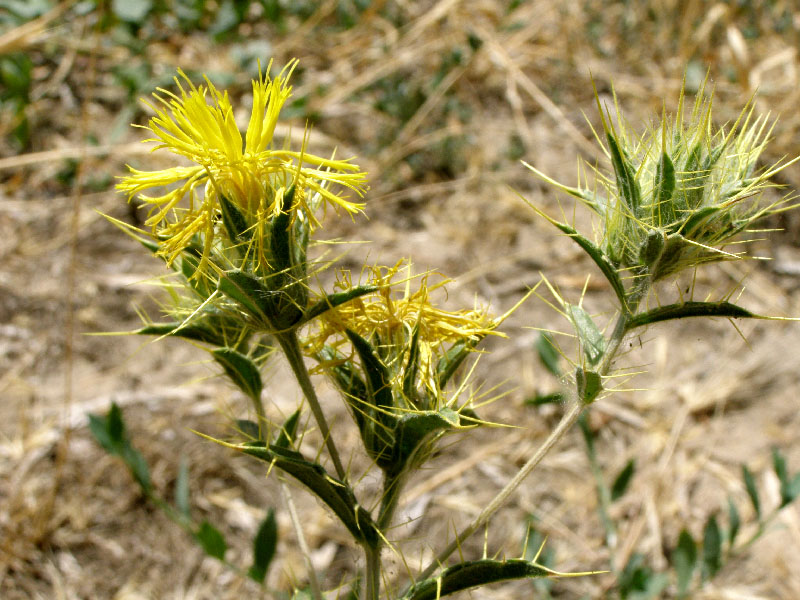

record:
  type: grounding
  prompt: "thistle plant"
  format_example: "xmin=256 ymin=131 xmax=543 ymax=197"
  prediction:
xmin=94 ymin=62 xmax=799 ymax=599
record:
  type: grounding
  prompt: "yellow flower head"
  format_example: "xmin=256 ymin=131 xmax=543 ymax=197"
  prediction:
xmin=117 ymin=59 xmax=368 ymax=271
xmin=306 ymin=262 xmax=499 ymax=394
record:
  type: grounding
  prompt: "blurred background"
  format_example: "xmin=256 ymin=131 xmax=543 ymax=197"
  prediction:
xmin=2 ymin=1 xmax=800 ymax=598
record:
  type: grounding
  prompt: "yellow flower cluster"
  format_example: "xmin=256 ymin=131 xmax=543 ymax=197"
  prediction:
xmin=306 ymin=263 xmax=498 ymax=391
xmin=117 ymin=60 xmax=368 ymax=270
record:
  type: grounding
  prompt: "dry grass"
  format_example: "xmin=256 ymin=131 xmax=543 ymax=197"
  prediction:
xmin=2 ymin=1 xmax=800 ymax=598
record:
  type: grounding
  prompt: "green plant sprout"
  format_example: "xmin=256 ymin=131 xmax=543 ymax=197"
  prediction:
xmin=93 ymin=62 xmax=799 ymax=599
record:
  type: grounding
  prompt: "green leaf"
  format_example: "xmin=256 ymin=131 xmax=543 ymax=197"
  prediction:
xmin=576 ymin=367 xmax=602 ymax=404
xmin=218 ymin=270 xmax=272 ymax=325
xmin=535 ymin=332 xmax=561 ymax=376
xmin=627 ymin=301 xmax=757 ymax=330
xmin=772 ymin=447 xmax=797 ymax=507
xmin=236 ymin=419 xmax=262 ymax=440
xmin=107 ymin=402 xmax=125 ymax=444
xmin=195 ymin=521 xmax=227 ymax=560
xmin=672 ymin=529 xmax=697 ymax=597
xmin=345 ymin=329 xmax=394 ymax=413
xmin=88 ymin=402 xmax=125 ymax=453
xmin=402 ymin=323 xmax=422 ymax=402
xmin=611 ymin=459 xmax=636 ymax=501
xmin=346 ymin=329 xmax=395 ymax=466
xmin=617 ymin=553 xmax=668 ymax=599
xmin=402 ymin=559 xmax=550 ymax=600
xmin=136 ymin=322 xmax=224 ymax=346
xmin=175 ymin=458 xmax=191 ymax=519
xmin=541 ymin=218 xmax=627 ymax=308
xmin=435 ymin=339 xmax=474 ymax=389
xmin=607 ymin=133 xmax=641 ymax=213
xmin=566 ymin=304 xmax=605 ymax=366
xmin=727 ymin=497 xmax=740 ymax=550
xmin=301 ymin=285 xmax=379 ymax=325
xmin=212 ymin=348 xmax=263 ymax=403
xmin=121 ymin=445 xmax=151 ymax=492
xmin=88 ymin=403 xmax=151 ymax=492
xmin=524 ymin=391 xmax=563 ymax=406
xmin=317 ymin=346 xmax=368 ymax=434
xmin=237 ymin=443 xmax=379 ymax=547
xmin=268 ymin=186 xmax=296 ymax=276
xmin=219 ymin=194 xmax=249 ymax=243
xmin=391 ymin=408 xmax=460 ymax=473
xmin=88 ymin=413 xmax=115 ymax=453
xmin=701 ymin=515 xmax=722 ymax=579
xmin=653 ymin=151 xmax=676 ymax=226
xmin=274 ymin=409 xmax=301 ymax=449
xmin=248 ymin=509 xmax=277 ymax=583
xmin=742 ymin=464 xmax=761 ymax=519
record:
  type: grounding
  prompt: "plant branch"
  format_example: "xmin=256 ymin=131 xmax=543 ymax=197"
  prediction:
xmin=411 ymin=287 xmax=647 ymax=586
xmin=277 ymin=331 xmax=347 ymax=481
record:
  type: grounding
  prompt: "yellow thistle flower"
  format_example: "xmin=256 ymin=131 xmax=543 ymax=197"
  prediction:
xmin=117 ymin=59 xmax=368 ymax=270
xmin=305 ymin=262 xmax=499 ymax=393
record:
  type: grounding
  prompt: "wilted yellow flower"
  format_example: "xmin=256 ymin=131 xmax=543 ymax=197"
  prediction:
xmin=306 ymin=262 xmax=498 ymax=393
xmin=117 ymin=59 xmax=368 ymax=270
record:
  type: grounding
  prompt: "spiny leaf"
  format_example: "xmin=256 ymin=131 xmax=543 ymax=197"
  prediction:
xmin=268 ymin=185 xmax=296 ymax=276
xmin=742 ymin=464 xmax=761 ymax=519
xmin=212 ymin=348 xmax=263 ymax=403
xmin=274 ymin=409 xmax=301 ymax=449
xmin=576 ymin=367 xmax=603 ymax=405
xmin=535 ymin=332 xmax=561 ymax=377
xmin=611 ymin=459 xmax=636 ymax=501
xmin=671 ymin=529 xmax=697 ymax=597
xmin=317 ymin=346 xmax=368 ymax=434
xmin=195 ymin=521 xmax=227 ymax=560
xmin=301 ymin=285 xmax=379 ymax=325
xmin=345 ymin=329 xmax=394 ymax=412
xmin=391 ymin=408 xmax=460 ymax=474
xmin=236 ymin=419 xmax=261 ymax=440
xmin=701 ymin=515 xmax=722 ymax=579
xmin=218 ymin=270 xmax=271 ymax=324
xmin=653 ymin=151 xmax=676 ymax=226
xmin=402 ymin=559 xmax=552 ymax=600
xmin=248 ymin=509 xmax=277 ymax=583
xmin=436 ymin=339 xmax=474 ymax=389
xmin=607 ymin=132 xmax=641 ymax=213
xmin=236 ymin=442 xmax=379 ymax=547
xmin=346 ymin=329 xmax=395 ymax=466
xmin=524 ymin=391 xmax=564 ymax=406
xmin=539 ymin=218 xmax=627 ymax=308
xmin=219 ymin=193 xmax=249 ymax=243
xmin=627 ymin=301 xmax=757 ymax=330
xmin=136 ymin=322 xmax=224 ymax=346
xmin=567 ymin=304 xmax=605 ymax=366
xmin=402 ymin=323 xmax=422 ymax=402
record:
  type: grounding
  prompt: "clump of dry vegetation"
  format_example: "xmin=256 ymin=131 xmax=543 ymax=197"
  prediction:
xmin=3 ymin=1 xmax=800 ymax=598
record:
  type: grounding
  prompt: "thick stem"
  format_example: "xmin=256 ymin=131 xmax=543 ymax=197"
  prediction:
xmin=365 ymin=545 xmax=381 ymax=600
xmin=378 ymin=471 xmax=405 ymax=531
xmin=277 ymin=331 xmax=347 ymax=481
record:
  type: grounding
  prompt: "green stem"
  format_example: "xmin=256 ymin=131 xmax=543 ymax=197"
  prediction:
xmin=365 ymin=545 xmax=381 ymax=600
xmin=409 ymin=286 xmax=648 ymax=588
xmin=378 ymin=471 xmax=405 ymax=531
xmin=276 ymin=331 xmax=347 ymax=481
